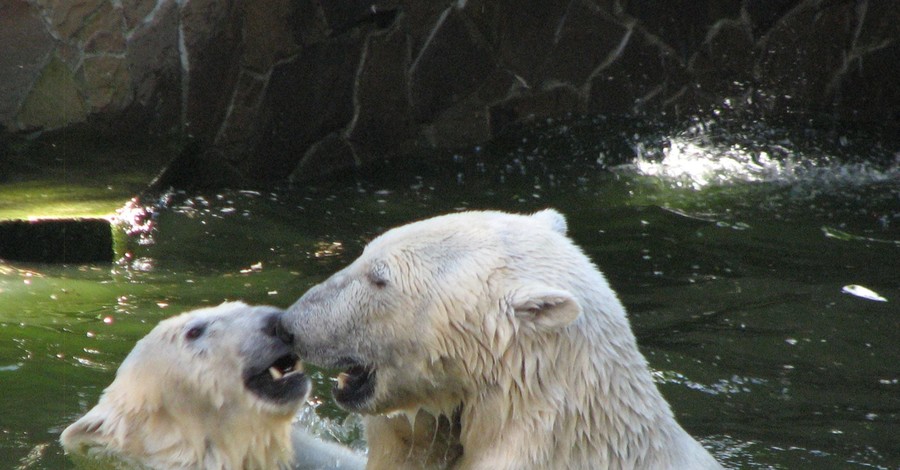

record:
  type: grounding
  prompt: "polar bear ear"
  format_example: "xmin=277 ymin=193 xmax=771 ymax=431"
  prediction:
xmin=531 ymin=209 xmax=567 ymax=234
xmin=509 ymin=285 xmax=581 ymax=331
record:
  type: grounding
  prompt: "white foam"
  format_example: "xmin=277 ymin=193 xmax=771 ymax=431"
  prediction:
xmin=624 ymin=126 xmax=899 ymax=190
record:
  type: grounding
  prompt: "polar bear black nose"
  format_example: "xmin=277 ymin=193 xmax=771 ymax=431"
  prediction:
xmin=262 ymin=312 xmax=294 ymax=344
xmin=270 ymin=315 xmax=294 ymax=345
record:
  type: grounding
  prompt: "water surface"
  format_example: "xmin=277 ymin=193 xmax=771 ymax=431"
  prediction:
xmin=1 ymin=116 xmax=898 ymax=469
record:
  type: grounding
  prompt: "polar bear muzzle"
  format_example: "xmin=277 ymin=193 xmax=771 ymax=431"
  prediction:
xmin=238 ymin=309 xmax=311 ymax=406
xmin=243 ymin=349 xmax=309 ymax=404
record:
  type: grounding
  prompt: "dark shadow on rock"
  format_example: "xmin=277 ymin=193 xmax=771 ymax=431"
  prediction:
xmin=143 ymin=141 xmax=247 ymax=195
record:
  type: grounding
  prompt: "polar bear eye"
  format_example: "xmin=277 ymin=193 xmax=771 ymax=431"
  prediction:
xmin=367 ymin=271 xmax=388 ymax=288
xmin=367 ymin=263 xmax=389 ymax=288
xmin=185 ymin=325 xmax=205 ymax=340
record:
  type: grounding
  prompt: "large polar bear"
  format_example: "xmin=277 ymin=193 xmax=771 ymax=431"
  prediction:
xmin=280 ymin=209 xmax=723 ymax=469
xmin=61 ymin=301 xmax=365 ymax=470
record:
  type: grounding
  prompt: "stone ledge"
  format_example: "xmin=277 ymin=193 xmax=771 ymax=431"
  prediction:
xmin=0 ymin=218 xmax=114 ymax=264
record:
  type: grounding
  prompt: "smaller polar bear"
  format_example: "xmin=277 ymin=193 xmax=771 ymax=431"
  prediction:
xmin=280 ymin=209 xmax=723 ymax=469
xmin=61 ymin=301 xmax=365 ymax=470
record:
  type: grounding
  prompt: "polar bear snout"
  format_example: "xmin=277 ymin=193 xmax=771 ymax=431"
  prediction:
xmin=283 ymin=282 xmax=363 ymax=368
xmin=242 ymin=310 xmax=310 ymax=406
xmin=271 ymin=312 xmax=295 ymax=346
xmin=278 ymin=305 xmax=380 ymax=411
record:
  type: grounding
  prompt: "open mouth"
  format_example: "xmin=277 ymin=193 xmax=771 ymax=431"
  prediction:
xmin=333 ymin=361 xmax=376 ymax=411
xmin=244 ymin=353 xmax=310 ymax=404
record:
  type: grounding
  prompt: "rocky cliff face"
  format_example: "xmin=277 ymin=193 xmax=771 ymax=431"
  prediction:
xmin=1 ymin=0 xmax=898 ymax=182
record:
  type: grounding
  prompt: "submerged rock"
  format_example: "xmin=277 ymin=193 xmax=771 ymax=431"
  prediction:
xmin=0 ymin=218 xmax=114 ymax=264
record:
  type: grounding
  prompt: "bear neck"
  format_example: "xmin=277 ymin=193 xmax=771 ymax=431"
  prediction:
xmin=457 ymin=313 xmax=686 ymax=468
xmin=198 ymin=413 xmax=295 ymax=470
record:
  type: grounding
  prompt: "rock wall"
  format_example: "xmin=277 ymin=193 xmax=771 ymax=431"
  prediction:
xmin=1 ymin=0 xmax=898 ymax=182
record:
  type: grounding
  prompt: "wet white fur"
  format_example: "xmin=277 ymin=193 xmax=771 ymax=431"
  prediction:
xmin=60 ymin=302 xmax=365 ymax=470
xmin=286 ymin=209 xmax=723 ymax=469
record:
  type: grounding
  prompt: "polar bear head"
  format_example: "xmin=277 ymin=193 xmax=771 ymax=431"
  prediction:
xmin=61 ymin=302 xmax=308 ymax=469
xmin=281 ymin=209 xmax=722 ymax=469
xmin=282 ymin=209 xmax=591 ymax=416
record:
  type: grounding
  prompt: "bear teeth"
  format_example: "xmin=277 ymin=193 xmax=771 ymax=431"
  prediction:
xmin=268 ymin=360 xmax=304 ymax=381
xmin=282 ymin=362 xmax=304 ymax=378
xmin=336 ymin=372 xmax=350 ymax=390
xmin=269 ymin=367 xmax=284 ymax=380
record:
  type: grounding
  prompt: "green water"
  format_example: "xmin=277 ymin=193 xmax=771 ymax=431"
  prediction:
xmin=0 ymin=132 xmax=171 ymax=219
xmin=1 ymin=117 xmax=898 ymax=469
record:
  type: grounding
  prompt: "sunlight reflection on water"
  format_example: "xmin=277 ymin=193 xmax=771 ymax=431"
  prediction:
xmin=632 ymin=134 xmax=900 ymax=190
xmin=624 ymin=117 xmax=900 ymax=192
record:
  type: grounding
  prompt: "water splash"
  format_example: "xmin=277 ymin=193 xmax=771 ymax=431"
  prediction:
xmin=294 ymin=404 xmax=367 ymax=452
xmin=114 ymin=190 xmax=176 ymax=245
xmin=626 ymin=119 xmax=900 ymax=190
xmin=631 ymin=137 xmax=900 ymax=190
xmin=633 ymin=138 xmax=784 ymax=189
